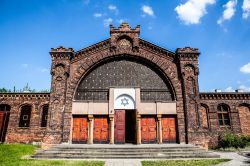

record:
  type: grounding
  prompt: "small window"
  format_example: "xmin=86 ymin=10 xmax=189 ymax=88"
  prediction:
xmin=217 ymin=104 xmax=230 ymax=127
xmin=19 ymin=105 xmax=31 ymax=127
xmin=41 ymin=105 xmax=48 ymax=127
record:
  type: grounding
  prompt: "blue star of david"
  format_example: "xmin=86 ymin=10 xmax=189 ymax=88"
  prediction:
xmin=121 ymin=97 xmax=129 ymax=106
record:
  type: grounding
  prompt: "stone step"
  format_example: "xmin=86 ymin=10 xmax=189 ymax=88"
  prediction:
xmin=32 ymin=144 xmax=220 ymax=159
xmin=50 ymin=148 xmax=201 ymax=151
xmin=52 ymin=145 xmax=196 ymax=149
xmin=35 ymin=151 xmax=206 ymax=155
xmin=46 ymin=148 xmax=204 ymax=153
xmin=33 ymin=153 xmax=219 ymax=159
xmin=38 ymin=149 xmax=205 ymax=153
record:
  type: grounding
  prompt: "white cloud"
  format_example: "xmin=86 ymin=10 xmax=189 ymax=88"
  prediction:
xmin=93 ymin=13 xmax=102 ymax=18
xmin=242 ymin=0 xmax=250 ymax=19
xmin=238 ymin=85 xmax=250 ymax=92
xmin=225 ymin=86 xmax=234 ymax=92
xmin=240 ymin=62 xmax=250 ymax=74
xmin=175 ymin=0 xmax=216 ymax=25
xmin=108 ymin=5 xmax=118 ymax=14
xmin=217 ymin=0 xmax=237 ymax=25
xmin=103 ymin=18 xmax=113 ymax=27
xmin=141 ymin=5 xmax=154 ymax=16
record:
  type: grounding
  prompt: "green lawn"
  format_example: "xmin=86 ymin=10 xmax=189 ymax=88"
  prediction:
xmin=141 ymin=159 xmax=231 ymax=166
xmin=0 ymin=144 xmax=104 ymax=166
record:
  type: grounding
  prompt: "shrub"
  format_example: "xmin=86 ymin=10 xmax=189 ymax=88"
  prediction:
xmin=241 ymin=135 xmax=250 ymax=146
xmin=218 ymin=131 xmax=249 ymax=149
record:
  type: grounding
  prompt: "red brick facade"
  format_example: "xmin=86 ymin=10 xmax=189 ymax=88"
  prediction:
xmin=0 ymin=93 xmax=49 ymax=143
xmin=0 ymin=23 xmax=249 ymax=146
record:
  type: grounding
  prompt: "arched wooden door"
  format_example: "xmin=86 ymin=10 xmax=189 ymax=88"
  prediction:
xmin=0 ymin=104 xmax=10 ymax=142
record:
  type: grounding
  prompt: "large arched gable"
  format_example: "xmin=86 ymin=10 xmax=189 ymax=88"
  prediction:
xmin=74 ymin=56 xmax=176 ymax=101
xmin=68 ymin=50 xmax=182 ymax=103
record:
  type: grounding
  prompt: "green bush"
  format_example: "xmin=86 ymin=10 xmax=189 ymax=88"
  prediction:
xmin=218 ymin=131 xmax=250 ymax=149
xmin=241 ymin=135 xmax=250 ymax=146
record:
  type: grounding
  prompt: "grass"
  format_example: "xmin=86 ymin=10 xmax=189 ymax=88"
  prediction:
xmin=0 ymin=144 xmax=104 ymax=166
xmin=141 ymin=159 xmax=231 ymax=166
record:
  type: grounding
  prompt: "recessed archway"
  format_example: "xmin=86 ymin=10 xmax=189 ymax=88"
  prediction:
xmin=238 ymin=104 xmax=250 ymax=135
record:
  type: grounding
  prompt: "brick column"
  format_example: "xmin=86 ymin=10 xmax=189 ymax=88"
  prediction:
xmin=176 ymin=47 xmax=201 ymax=144
xmin=88 ymin=115 xmax=93 ymax=144
xmin=43 ymin=46 xmax=73 ymax=145
xmin=157 ymin=115 xmax=162 ymax=144
xmin=109 ymin=115 xmax=114 ymax=144
xmin=136 ymin=114 xmax=141 ymax=144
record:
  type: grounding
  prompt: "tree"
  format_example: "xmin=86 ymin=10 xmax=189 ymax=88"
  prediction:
xmin=0 ymin=88 xmax=7 ymax=93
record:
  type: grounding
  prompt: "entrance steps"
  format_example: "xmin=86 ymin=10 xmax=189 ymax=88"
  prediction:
xmin=32 ymin=144 xmax=219 ymax=159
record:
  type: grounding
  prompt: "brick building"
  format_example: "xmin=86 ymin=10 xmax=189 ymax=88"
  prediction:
xmin=0 ymin=23 xmax=249 ymax=147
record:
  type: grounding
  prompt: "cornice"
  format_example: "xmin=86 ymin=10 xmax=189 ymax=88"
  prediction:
xmin=176 ymin=47 xmax=200 ymax=61
xmin=139 ymin=39 xmax=176 ymax=60
xmin=50 ymin=46 xmax=74 ymax=60
xmin=72 ymin=39 xmax=110 ymax=62
xmin=0 ymin=93 xmax=50 ymax=99
xmin=71 ymin=38 xmax=177 ymax=63
xmin=200 ymin=92 xmax=250 ymax=100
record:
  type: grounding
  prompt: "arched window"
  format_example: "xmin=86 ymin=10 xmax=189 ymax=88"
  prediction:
xmin=41 ymin=105 xmax=48 ymax=127
xmin=19 ymin=105 xmax=31 ymax=127
xmin=217 ymin=104 xmax=230 ymax=126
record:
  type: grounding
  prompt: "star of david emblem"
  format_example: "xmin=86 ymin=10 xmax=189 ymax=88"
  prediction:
xmin=121 ymin=97 xmax=129 ymax=106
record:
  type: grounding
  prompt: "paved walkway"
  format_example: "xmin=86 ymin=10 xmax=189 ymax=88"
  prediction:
xmin=214 ymin=151 xmax=250 ymax=166
xmin=103 ymin=151 xmax=250 ymax=166
xmin=105 ymin=159 xmax=142 ymax=166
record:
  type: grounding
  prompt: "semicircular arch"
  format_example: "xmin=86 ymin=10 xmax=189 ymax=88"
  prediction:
xmin=73 ymin=55 xmax=177 ymax=101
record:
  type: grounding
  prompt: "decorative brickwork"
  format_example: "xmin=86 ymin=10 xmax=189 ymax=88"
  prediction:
xmin=0 ymin=23 xmax=249 ymax=147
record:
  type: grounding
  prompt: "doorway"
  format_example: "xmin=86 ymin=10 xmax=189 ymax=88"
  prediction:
xmin=0 ymin=104 xmax=10 ymax=143
xmin=125 ymin=110 xmax=136 ymax=143
xmin=114 ymin=109 xmax=136 ymax=144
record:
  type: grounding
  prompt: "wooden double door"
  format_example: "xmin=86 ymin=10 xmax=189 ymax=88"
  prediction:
xmin=141 ymin=115 xmax=177 ymax=143
xmin=114 ymin=110 xmax=136 ymax=144
xmin=141 ymin=116 xmax=157 ymax=143
xmin=162 ymin=116 xmax=177 ymax=143
xmin=72 ymin=116 xmax=88 ymax=143
xmin=93 ymin=116 xmax=109 ymax=143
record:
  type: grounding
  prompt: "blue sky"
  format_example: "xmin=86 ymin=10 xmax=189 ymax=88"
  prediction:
xmin=0 ymin=0 xmax=250 ymax=92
